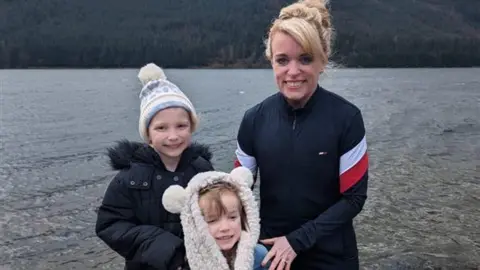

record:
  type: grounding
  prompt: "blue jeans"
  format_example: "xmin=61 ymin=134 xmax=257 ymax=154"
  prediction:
xmin=253 ymin=244 xmax=271 ymax=270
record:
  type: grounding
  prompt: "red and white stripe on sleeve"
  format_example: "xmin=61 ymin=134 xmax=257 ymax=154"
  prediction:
xmin=339 ymin=135 xmax=368 ymax=193
xmin=234 ymin=142 xmax=257 ymax=174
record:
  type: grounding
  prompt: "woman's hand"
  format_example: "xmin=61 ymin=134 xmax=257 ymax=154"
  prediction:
xmin=260 ymin=236 xmax=297 ymax=270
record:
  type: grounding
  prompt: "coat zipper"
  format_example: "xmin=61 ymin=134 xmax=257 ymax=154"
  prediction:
xmin=292 ymin=111 xmax=297 ymax=130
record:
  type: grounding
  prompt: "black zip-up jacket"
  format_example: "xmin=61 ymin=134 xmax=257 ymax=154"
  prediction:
xmin=95 ymin=140 xmax=213 ymax=270
xmin=234 ymin=86 xmax=369 ymax=270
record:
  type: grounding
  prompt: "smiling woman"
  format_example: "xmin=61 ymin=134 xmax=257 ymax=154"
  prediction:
xmin=269 ymin=31 xmax=324 ymax=109
xmin=265 ymin=0 xmax=332 ymax=109
xmin=234 ymin=0 xmax=370 ymax=269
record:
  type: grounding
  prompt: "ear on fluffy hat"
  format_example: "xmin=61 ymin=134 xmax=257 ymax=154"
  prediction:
xmin=138 ymin=63 xmax=167 ymax=86
xmin=162 ymin=185 xmax=187 ymax=214
xmin=230 ymin=166 xmax=254 ymax=187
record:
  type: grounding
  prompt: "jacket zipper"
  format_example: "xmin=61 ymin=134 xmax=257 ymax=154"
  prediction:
xmin=292 ymin=111 xmax=297 ymax=130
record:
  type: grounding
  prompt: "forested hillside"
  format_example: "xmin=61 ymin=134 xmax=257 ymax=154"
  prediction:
xmin=1 ymin=0 xmax=479 ymax=68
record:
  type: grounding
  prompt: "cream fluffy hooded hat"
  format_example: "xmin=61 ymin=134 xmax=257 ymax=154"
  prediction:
xmin=162 ymin=166 xmax=260 ymax=270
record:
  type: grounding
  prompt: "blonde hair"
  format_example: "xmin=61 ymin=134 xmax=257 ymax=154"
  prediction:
xmin=265 ymin=0 xmax=334 ymax=64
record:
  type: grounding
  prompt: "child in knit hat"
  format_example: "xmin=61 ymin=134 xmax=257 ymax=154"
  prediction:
xmin=162 ymin=166 xmax=270 ymax=270
xmin=95 ymin=63 xmax=214 ymax=270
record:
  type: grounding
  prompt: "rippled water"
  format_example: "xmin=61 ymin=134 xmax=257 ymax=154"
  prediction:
xmin=1 ymin=68 xmax=479 ymax=269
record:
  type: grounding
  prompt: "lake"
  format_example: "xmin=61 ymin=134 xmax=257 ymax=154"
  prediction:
xmin=0 ymin=68 xmax=479 ymax=269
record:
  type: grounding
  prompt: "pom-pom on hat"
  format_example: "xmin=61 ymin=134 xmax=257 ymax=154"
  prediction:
xmin=162 ymin=166 xmax=260 ymax=270
xmin=137 ymin=63 xmax=198 ymax=142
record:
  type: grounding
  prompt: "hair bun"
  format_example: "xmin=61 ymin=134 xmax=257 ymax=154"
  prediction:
xmin=302 ymin=0 xmax=331 ymax=29
xmin=279 ymin=0 xmax=326 ymax=24
xmin=301 ymin=0 xmax=328 ymax=11
xmin=265 ymin=0 xmax=334 ymax=62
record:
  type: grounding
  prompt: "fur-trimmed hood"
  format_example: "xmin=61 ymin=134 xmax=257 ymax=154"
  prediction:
xmin=162 ymin=167 xmax=260 ymax=270
xmin=106 ymin=140 xmax=213 ymax=171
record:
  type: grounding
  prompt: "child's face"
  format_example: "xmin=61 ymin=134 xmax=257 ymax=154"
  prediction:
xmin=148 ymin=107 xmax=192 ymax=159
xmin=199 ymin=191 xmax=242 ymax=251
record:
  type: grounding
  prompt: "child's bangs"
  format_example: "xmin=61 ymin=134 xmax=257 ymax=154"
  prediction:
xmin=199 ymin=182 xmax=240 ymax=217
xmin=201 ymin=192 xmax=230 ymax=218
xmin=198 ymin=181 xmax=249 ymax=230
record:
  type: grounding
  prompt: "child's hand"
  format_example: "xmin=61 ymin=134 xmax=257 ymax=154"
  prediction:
xmin=260 ymin=236 xmax=297 ymax=270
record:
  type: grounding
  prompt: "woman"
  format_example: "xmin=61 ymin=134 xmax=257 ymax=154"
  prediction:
xmin=234 ymin=0 xmax=369 ymax=269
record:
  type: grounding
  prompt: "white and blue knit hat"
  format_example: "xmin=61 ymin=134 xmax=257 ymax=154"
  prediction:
xmin=137 ymin=63 xmax=198 ymax=142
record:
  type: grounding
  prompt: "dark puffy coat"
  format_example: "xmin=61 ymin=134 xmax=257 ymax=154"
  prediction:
xmin=95 ymin=140 xmax=214 ymax=270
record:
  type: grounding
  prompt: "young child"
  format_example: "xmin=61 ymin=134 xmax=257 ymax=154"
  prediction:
xmin=95 ymin=63 xmax=214 ymax=270
xmin=162 ymin=166 xmax=270 ymax=270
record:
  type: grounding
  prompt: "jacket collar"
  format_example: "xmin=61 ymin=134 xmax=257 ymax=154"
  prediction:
xmin=279 ymin=84 xmax=322 ymax=115
xmin=107 ymin=140 xmax=212 ymax=172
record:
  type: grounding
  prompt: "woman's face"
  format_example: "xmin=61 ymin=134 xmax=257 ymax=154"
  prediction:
xmin=270 ymin=31 xmax=325 ymax=108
